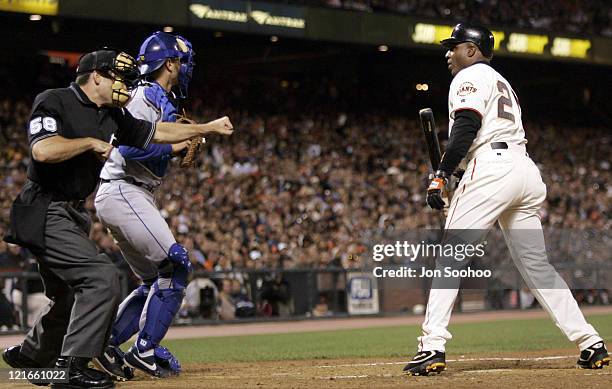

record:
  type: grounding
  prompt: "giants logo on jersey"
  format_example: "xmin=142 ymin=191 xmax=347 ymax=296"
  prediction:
xmin=457 ymin=82 xmax=477 ymax=96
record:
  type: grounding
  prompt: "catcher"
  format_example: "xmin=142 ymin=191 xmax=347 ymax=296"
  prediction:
xmin=93 ymin=31 xmax=215 ymax=380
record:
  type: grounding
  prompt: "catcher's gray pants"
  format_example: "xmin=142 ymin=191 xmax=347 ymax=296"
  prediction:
xmin=94 ymin=180 xmax=175 ymax=282
xmin=20 ymin=201 xmax=120 ymax=365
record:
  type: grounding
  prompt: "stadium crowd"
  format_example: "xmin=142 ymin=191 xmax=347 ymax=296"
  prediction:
xmin=1 ymin=84 xmax=609 ymax=272
xmin=278 ymin=0 xmax=612 ymax=36
xmin=0 ymin=72 xmax=610 ymax=324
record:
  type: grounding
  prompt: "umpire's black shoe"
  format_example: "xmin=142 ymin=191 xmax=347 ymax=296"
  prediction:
xmin=2 ymin=345 xmax=41 ymax=368
xmin=93 ymin=345 xmax=134 ymax=381
xmin=403 ymin=350 xmax=446 ymax=376
xmin=2 ymin=345 xmax=49 ymax=387
xmin=50 ymin=356 xmax=114 ymax=389
xmin=577 ymin=341 xmax=610 ymax=369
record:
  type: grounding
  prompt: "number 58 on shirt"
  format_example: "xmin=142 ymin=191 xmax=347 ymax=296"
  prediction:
xmin=29 ymin=117 xmax=58 ymax=135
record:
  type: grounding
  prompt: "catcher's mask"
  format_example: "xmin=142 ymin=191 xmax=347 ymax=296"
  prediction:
xmin=77 ymin=49 xmax=140 ymax=107
xmin=137 ymin=31 xmax=195 ymax=98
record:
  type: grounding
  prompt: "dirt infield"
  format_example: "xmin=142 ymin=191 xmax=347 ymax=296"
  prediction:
xmin=5 ymin=353 xmax=612 ymax=389
xmin=114 ymin=350 xmax=611 ymax=389
xmin=106 ymin=307 xmax=612 ymax=388
xmin=2 ymin=307 xmax=612 ymax=388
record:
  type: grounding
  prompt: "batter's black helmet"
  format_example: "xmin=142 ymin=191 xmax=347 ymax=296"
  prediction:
xmin=441 ymin=23 xmax=494 ymax=58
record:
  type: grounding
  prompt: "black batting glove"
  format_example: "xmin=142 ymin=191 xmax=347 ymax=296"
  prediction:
xmin=426 ymin=170 xmax=447 ymax=210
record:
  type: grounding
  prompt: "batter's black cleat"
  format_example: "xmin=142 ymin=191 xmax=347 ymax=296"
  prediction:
xmin=577 ymin=341 xmax=610 ymax=369
xmin=93 ymin=345 xmax=134 ymax=381
xmin=50 ymin=356 xmax=114 ymax=389
xmin=403 ymin=350 xmax=446 ymax=376
xmin=124 ymin=345 xmax=172 ymax=378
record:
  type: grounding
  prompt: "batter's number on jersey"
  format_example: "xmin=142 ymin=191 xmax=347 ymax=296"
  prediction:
xmin=496 ymin=81 xmax=515 ymax=123
xmin=29 ymin=117 xmax=58 ymax=135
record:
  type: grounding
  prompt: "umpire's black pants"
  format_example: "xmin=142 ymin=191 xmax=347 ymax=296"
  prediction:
xmin=19 ymin=201 xmax=120 ymax=366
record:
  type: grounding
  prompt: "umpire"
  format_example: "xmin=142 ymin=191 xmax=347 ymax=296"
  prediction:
xmin=1 ymin=49 xmax=232 ymax=388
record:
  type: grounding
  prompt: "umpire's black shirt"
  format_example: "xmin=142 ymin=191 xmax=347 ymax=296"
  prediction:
xmin=4 ymin=82 xmax=155 ymax=251
xmin=27 ymin=82 xmax=155 ymax=200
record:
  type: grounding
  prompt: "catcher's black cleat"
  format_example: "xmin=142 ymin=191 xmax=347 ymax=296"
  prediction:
xmin=124 ymin=345 xmax=173 ymax=378
xmin=577 ymin=341 xmax=610 ymax=369
xmin=93 ymin=345 xmax=134 ymax=381
xmin=404 ymin=350 xmax=446 ymax=376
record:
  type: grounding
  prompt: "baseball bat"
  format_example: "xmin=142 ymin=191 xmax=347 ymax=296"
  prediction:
xmin=419 ymin=108 xmax=442 ymax=171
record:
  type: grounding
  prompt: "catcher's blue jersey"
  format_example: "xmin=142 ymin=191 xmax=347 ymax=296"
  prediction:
xmin=100 ymin=82 xmax=178 ymax=185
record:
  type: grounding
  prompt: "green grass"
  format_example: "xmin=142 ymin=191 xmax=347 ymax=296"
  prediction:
xmin=1 ymin=313 xmax=610 ymax=366
xmin=167 ymin=313 xmax=612 ymax=363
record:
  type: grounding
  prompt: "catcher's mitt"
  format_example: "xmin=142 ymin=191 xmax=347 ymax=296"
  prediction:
xmin=176 ymin=110 xmax=205 ymax=168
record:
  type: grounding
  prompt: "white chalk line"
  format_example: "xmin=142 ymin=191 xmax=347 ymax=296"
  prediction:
xmin=199 ymin=375 xmax=247 ymax=379
xmin=461 ymin=369 xmax=514 ymax=374
xmin=198 ymin=372 xmax=378 ymax=380
xmin=316 ymin=361 xmax=409 ymax=368
xmin=318 ymin=374 xmax=370 ymax=379
xmin=448 ymin=355 xmax=574 ymax=362
xmin=583 ymin=371 xmax=612 ymax=376
xmin=316 ymin=373 xmax=397 ymax=380
xmin=196 ymin=354 xmax=605 ymax=381
xmin=315 ymin=355 xmax=575 ymax=369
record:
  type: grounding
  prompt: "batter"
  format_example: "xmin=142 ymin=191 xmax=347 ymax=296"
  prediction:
xmin=404 ymin=23 xmax=609 ymax=376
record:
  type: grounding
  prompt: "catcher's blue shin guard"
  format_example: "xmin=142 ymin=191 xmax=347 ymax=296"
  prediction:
xmin=154 ymin=345 xmax=181 ymax=373
xmin=136 ymin=282 xmax=184 ymax=352
xmin=96 ymin=284 xmax=151 ymax=381
xmin=125 ymin=243 xmax=191 ymax=377
xmin=110 ymin=283 xmax=150 ymax=346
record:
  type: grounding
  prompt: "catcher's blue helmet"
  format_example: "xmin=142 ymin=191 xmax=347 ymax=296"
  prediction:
xmin=137 ymin=31 xmax=195 ymax=98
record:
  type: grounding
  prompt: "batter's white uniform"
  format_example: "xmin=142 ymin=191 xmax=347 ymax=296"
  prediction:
xmin=418 ymin=63 xmax=603 ymax=352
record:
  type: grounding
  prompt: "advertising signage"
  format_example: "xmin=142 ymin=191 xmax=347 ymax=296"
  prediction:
xmin=0 ymin=0 xmax=58 ymax=15
xmin=189 ymin=0 xmax=305 ymax=36
xmin=412 ymin=23 xmax=505 ymax=52
xmin=409 ymin=22 xmax=593 ymax=60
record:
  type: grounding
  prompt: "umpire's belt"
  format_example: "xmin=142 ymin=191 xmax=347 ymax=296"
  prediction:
xmin=100 ymin=177 xmax=155 ymax=192
xmin=50 ymin=195 xmax=85 ymax=208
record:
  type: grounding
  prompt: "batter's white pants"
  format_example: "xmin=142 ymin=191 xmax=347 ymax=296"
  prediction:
xmin=418 ymin=144 xmax=602 ymax=352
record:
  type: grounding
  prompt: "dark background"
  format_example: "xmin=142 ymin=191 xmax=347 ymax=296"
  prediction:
xmin=1 ymin=11 xmax=610 ymax=127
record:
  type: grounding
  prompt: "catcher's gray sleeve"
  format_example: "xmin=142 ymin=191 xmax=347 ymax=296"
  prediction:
xmin=126 ymin=88 xmax=161 ymax=123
